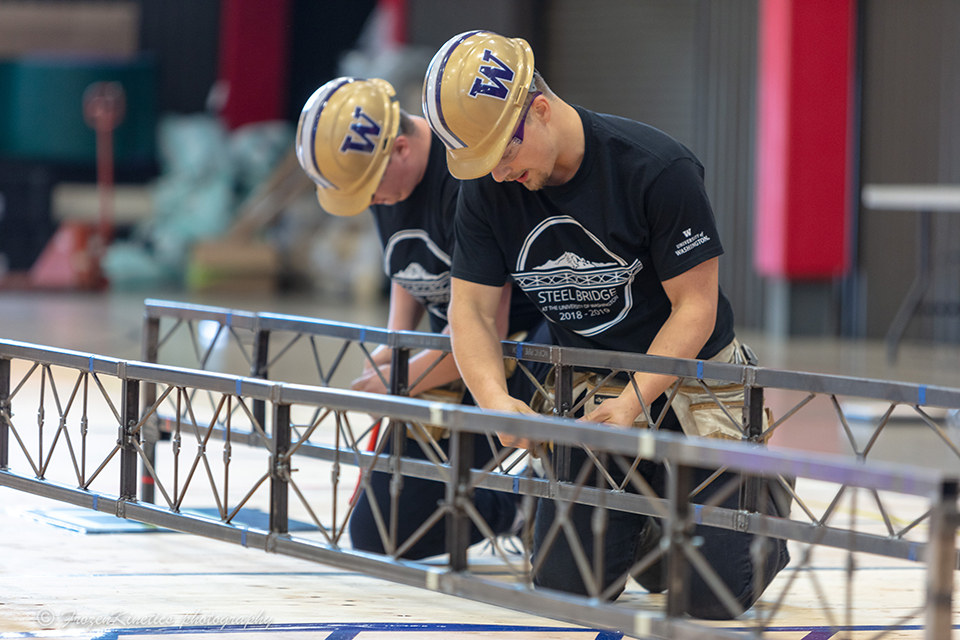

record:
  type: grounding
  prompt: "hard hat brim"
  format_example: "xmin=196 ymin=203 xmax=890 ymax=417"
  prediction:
xmin=313 ymin=148 xmax=389 ymax=217
xmin=443 ymin=38 xmax=535 ymax=181
xmin=314 ymin=183 xmax=373 ymax=217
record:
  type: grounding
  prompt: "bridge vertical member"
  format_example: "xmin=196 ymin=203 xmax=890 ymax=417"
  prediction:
xmin=119 ymin=373 xmax=140 ymax=501
xmin=295 ymin=77 xmax=550 ymax=560
xmin=446 ymin=426 xmax=474 ymax=572
xmin=387 ymin=344 xmax=410 ymax=552
xmin=665 ymin=463 xmax=694 ymax=618
xmin=925 ymin=479 xmax=959 ymax=640
xmin=270 ymin=402 xmax=291 ymax=535
xmin=423 ymin=30 xmax=790 ymax=618
xmin=0 ymin=357 xmax=9 ymax=470
xmin=251 ymin=328 xmax=270 ymax=434
xmin=139 ymin=312 xmax=160 ymax=503
xmin=741 ymin=383 xmax=766 ymax=513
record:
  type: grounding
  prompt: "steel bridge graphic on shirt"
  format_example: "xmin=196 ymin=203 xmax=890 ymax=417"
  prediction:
xmin=513 ymin=264 xmax=641 ymax=291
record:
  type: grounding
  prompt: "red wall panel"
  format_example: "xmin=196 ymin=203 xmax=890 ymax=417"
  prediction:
xmin=218 ymin=0 xmax=292 ymax=129
xmin=755 ymin=0 xmax=856 ymax=279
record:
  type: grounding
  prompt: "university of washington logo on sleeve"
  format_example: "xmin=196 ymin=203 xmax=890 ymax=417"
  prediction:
xmin=340 ymin=106 xmax=382 ymax=153
xmin=674 ymin=227 xmax=711 ymax=257
xmin=468 ymin=49 xmax=514 ymax=100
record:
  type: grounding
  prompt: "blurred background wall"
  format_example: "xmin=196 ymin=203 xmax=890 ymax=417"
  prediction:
xmin=0 ymin=0 xmax=958 ymax=347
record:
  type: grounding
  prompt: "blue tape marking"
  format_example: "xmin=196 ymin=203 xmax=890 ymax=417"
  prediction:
xmin=800 ymin=631 xmax=836 ymax=640
xmin=909 ymin=542 xmax=917 ymax=562
xmin=89 ymin=356 xmax=94 ymax=372
xmin=240 ymin=528 xmax=247 ymax=547
xmin=694 ymin=504 xmax=703 ymax=525
xmin=697 ymin=361 xmax=704 ymax=379
xmin=85 ymin=623 xmax=621 ymax=636
xmin=919 ymin=385 xmax=927 ymax=405
xmin=359 ymin=328 xmax=366 ymax=342
xmin=516 ymin=343 xmax=523 ymax=359
xmin=92 ymin=494 xmax=98 ymax=510
xmin=225 ymin=311 xmax=232 ymax=327
xmin=902 ymin=477 xmax=914 ymax=496
xmin=513 ymin=477 xmax=520 ymax=494
xmin=235 ymin=379 xmax=241 ymax=396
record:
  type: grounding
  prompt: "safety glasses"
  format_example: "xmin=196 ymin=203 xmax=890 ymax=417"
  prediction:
xmin=498 ymin=91 xmax=542 ymax=166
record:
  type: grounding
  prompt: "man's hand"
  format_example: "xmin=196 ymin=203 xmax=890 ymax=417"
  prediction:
xmin=489 ymin=395 xmax=540 ymax=449
xmin=582 ymin=395 xmax=641 ymax=429
xmin=351 ymin=365 xmax=389 ymax=394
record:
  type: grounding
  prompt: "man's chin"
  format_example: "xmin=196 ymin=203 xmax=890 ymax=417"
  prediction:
xmin=522 ymin=171 xmax=547 ymax=191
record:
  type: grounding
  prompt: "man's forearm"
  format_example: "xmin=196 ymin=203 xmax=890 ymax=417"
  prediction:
xmin=450 ymin=278 xmax=534 ymax=414
xmin=450 ymin=314 xmax=510 ymax=408
xmin=406 ymin=349 xmax=461 ymax=396
xmin=619 ymin=299 xmax=715 ymax=417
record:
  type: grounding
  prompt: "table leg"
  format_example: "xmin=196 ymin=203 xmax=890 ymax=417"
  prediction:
xmin=885 ymin=210 xmax=932 ymax=362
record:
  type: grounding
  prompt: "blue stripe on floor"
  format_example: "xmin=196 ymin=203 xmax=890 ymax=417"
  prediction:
xmin=50 ymin=623 xmax=619 ymax=639
xmin=728 ymin=624 xmax=956 ymax=632
xmin=102 ymin=623 xmax=606 ymax=633
xmin=5 ymin=622 xmax=953 ymax=640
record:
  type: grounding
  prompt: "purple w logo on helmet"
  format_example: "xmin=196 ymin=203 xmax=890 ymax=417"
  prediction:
xmin=340 ymin=107 xmax=382 ymax=154
xmin=468 ymin=49 xmax=515 ymax=100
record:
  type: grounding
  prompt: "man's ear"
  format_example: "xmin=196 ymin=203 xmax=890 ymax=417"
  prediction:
xmin=392 ymin=134 xmax=409 ymax=160
xmin=532 ymin=94 xmax=550 ymax=124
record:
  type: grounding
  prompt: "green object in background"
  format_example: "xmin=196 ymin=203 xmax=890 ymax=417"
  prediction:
xmin=0 ymin=55 xmax=157 ymax=163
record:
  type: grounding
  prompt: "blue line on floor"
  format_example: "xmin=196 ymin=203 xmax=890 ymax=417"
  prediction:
xmin=6 ymin=622 xmax=954 ymax=640
xmin=728 ymin=624 xmax=955 ymax=632
xmin=73 ymin=623 xmax=617 ymax=639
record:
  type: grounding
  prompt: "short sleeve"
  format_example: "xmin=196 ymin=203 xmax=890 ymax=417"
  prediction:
xmin=437 ymin=167 xmax=460 ymax=221
xmin=451 ymin=181 xmax=510 ymax=287
xmin=645 ymin=158 xmax=724 ymax=281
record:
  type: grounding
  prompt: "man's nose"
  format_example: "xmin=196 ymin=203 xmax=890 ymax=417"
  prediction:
xmin=491 ymin=163 xmax=510 ymax=183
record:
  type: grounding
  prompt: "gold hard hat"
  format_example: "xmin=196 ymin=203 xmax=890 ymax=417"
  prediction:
xmin=422 ymin=30 xmax=534 ymax=180
xmin=296 ymin=77 xmax=400 ymax=216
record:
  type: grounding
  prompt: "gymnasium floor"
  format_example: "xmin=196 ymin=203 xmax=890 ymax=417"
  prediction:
xmin=1 ymin=289 xmax=959 ymax=640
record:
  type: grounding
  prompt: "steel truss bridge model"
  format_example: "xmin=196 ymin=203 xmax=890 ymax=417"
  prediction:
xmin=0 ymin=298 xmax=958 ymax=639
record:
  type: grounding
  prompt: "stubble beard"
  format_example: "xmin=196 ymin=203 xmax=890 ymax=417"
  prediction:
xmin=522 ymin=169 xmax=549 ymax=191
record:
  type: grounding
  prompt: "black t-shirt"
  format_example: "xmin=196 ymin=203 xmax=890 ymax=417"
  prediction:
xmin=453 ymin=106 xmax=734 ymax=359
xmin=372 ymin=132 xmax=541 ymax=335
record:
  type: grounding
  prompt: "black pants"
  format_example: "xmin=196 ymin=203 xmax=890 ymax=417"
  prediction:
xmin=349 ymin=426 xmax=518 ymax=560
xmin=350 ymin=320 xmax=552 ymax=560
xmin=532 ymin=396 xmax=790 ymax=620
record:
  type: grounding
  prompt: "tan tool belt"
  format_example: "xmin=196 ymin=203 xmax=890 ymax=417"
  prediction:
xmin=529 ymin=339 xmax=773 ymax=442
xmin=406 ymin=380 xmax=465 ymax=441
